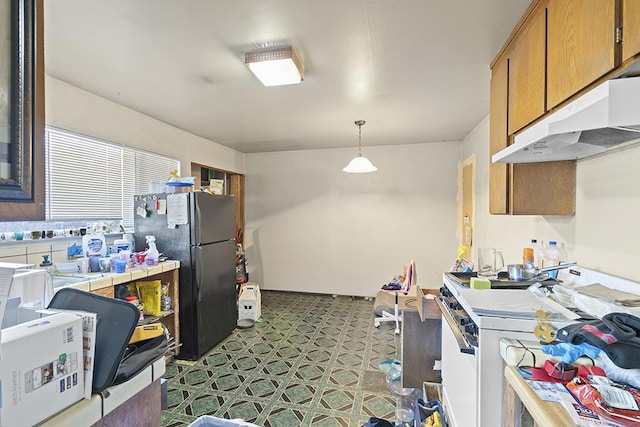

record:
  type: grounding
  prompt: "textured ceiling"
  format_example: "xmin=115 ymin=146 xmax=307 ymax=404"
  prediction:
xmin=44 ymin=0 xmax=532 ymax=153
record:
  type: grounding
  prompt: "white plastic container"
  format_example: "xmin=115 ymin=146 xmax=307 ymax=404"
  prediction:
xmin=82 ymin=233 xmax=107 ymax=258
xmin=113 ymin=239 xmax=131 ymax=253
xmin=123 ymin=233 xmax=135 ymax=252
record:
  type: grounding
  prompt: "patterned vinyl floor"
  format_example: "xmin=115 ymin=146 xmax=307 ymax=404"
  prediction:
xmin=161 ymin=291 xmax=402 ymax=427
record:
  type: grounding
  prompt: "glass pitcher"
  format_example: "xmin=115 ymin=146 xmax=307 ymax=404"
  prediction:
xmin=477 ymin=248 xmax=504 ymax=276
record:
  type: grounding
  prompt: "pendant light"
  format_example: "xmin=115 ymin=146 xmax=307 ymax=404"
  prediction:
xmin=343 ymin=120 xmax=377 ymax=173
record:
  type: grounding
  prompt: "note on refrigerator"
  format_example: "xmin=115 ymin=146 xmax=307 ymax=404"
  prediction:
xmin=167 ymin=193 xmax=189 ymax=227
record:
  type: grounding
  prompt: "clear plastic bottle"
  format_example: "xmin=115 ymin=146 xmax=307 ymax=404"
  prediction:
xmin=558 ymin=242 xmax=568 ymax=264
xmin=532 ymin=239 xmax=544 ymax=269
xmin=543 ymin=241 xmax=561 ymax=278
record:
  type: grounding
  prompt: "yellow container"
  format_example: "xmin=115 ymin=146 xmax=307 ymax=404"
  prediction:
xmin=129 ymin=323 xmax=164 ymax=344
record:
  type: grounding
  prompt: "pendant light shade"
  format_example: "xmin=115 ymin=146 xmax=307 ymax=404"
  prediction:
xmin=343 ymin=120 xmax=377 ymax=173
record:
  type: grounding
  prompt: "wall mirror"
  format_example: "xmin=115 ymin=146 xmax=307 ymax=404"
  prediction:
xmin=0 ymin=0 xmax=44 ymax=221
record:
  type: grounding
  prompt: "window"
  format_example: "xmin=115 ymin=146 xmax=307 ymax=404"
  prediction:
xmin=45 ymin=127 xmax=180 ymax=229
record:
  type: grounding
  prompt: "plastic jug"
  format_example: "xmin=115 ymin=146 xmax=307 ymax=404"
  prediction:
xmin=82 ymin=233 xmax=107 ymax=258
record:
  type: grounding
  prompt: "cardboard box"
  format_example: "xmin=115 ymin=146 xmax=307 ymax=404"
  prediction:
xmin=415 ymin=286 xmax=441 ymax=321
xmin=0 ymin=312 xmax=84 ymax=426
xmin=238 ymin=283 xmax=261 ymax=321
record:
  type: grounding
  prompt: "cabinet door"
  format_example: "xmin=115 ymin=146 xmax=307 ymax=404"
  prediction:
xmin=510 ymin=161 xmax=576 ymax=215
xmin=489 ymin=56 xmax=509 ymax=215
xmin=547 ymin=0 xmax=616 ymax=109
xmin=508 ymin=4 xmax=546 ymax=135
xmin=623 ymin=0 xmax=640 ymax=61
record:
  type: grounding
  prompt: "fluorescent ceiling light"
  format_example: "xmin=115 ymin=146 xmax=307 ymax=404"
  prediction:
xmin=245 ymin=47 xmax=304 ymax=87
xmin=343 ymin=120 xmax=377 ymax=173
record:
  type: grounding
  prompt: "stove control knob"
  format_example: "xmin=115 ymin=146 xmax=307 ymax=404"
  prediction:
xmin=465 ymin=323 xmax=477 ymax=335
xmin=448 ymin=300 xmax=461 ymax=310
xmin=440 ymin=287 xmax=450 ymax=297
xmin=460 ymin=317 xmax=471 ymax=325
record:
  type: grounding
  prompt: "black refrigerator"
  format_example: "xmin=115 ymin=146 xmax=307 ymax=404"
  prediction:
xmin=133 ymin=192 xmax=237 ymax=360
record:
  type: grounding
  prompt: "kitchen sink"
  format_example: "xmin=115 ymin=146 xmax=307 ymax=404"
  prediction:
xmin=52 ymin=275 xmax=91 ymax=289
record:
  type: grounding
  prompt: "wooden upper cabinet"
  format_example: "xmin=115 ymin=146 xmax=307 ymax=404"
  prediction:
xmin=510 ymin=161 xmax=576 ymax=215
xmin=508 ymin=4 xmax=546 ymax=135
xmin=547 ymin=0 xmax=617 ymax=109
xmin=489 ymin=0 xmax=577 ymax=216
xmin=623 ymin=0 xmax=640 ymax=61
xmin=489 ymin=56 xmax=509 ymax=215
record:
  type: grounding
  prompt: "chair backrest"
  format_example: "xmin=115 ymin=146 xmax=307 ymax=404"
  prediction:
xmin=400 ymin=259 xmax=416 ymax=294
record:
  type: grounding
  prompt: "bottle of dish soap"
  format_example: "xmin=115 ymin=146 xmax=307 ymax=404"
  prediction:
xmin=145 ymin=235 xmax=159 ymax=265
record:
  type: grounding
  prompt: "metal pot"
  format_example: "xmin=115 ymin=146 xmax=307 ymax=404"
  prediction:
xmin=507 ymin=262 xmax=576 ymax=281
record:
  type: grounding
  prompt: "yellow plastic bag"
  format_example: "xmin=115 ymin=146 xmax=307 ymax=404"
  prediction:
xmin=136 ymin=280 xmax=162 ymax=316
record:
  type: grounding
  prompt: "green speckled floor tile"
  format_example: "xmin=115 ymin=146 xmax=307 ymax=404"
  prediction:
xmin=163 ymin=291 xmax=403 ymax=427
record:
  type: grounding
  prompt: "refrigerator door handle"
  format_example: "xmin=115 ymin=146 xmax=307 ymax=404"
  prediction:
xmin=195 ymin=198 xmax=202 ymax=245
xmin=196 ymin=250 xmax=203 ymax=302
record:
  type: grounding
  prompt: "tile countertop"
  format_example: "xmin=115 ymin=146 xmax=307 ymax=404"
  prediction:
xmin=37 ymin=263 xmax=177 ymax=426
xmin=52 ymin=260 xmax=180 ymax=293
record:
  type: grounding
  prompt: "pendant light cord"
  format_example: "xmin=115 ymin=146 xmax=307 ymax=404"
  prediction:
xmin=355 ymin=120 xmax=365 ymax=156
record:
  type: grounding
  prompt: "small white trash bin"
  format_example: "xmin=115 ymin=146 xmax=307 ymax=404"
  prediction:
xmin=238 ymin=283 xmax=261 ymax=321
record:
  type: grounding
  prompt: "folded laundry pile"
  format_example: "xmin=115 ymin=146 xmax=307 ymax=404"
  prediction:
xmin=556 ymin=312 xmax=640 ymax=369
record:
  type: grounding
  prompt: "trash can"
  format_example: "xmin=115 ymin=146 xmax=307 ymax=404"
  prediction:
xmin=238 ymin=283 xmax=261 ymax=321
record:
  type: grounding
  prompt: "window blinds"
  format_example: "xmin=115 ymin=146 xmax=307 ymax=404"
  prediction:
xmin=45 ymin=127 xmax=180 ymax=229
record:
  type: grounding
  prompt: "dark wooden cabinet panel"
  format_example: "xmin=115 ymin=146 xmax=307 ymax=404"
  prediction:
xmin=401 ymin=310 xmax=442 ymax=389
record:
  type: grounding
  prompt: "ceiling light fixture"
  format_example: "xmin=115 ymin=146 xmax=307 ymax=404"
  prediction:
xmin=343 ymin=120 xmax=377 ymax=173
xmin=245 ymin=47 xmax=304 ymax=87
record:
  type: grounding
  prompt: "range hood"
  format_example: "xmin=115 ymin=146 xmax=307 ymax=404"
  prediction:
xmin=492 ymin=76 xmax=640 ymax=163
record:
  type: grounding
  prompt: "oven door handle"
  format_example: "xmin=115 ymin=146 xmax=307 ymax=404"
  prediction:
xmin=436 ymin=298 xmax=475 ymax=355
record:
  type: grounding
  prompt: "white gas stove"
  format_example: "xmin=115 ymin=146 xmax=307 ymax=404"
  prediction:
xmin=437 ymin=266 xmax=638 ymax=427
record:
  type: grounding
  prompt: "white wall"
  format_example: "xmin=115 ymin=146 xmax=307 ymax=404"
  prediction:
xmin=47 ymin=75 xmax=640 ymax=288
xmin=244 ymin=142 xmax=462 ymax=296
xmin=45 ymin=77 xmax=244 ymax=174
xmin=466 ymin=115 xmax=640 ymax=283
